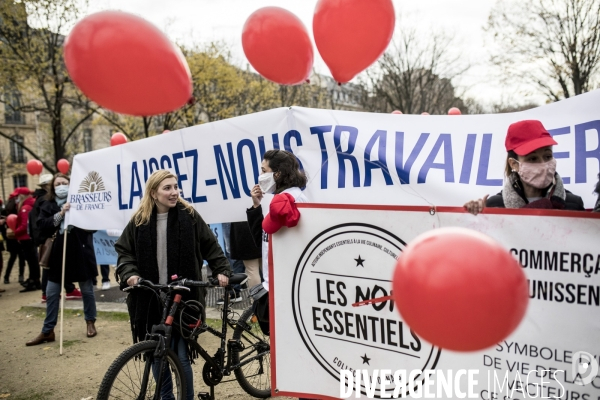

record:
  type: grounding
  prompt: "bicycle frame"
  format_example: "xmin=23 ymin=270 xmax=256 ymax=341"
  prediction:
xmin=123 ymin=274 xmax=268 ymax=400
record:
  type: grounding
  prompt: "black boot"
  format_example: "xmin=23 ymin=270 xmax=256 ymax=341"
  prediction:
xmin=19 ymin=279 xmax=41 ymax=292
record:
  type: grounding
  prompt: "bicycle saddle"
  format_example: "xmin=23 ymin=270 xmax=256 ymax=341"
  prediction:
xmin=228 ymin=273 xmax=248 ymax=286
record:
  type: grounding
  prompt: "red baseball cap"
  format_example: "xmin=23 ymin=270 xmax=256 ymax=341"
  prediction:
xmin=505 ymin=120 xmax=557 ymax=156
xmin=262 ymin=192 xmax=301 ymax=234
xmin=14 ymin=187 xmax=32 ymax=196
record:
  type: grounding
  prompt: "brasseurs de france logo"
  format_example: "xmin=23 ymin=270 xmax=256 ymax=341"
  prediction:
xmin=71 ymin=171 xmax=112 ymax=210
xmin=291 ymin=223 xmax=441 ymax=398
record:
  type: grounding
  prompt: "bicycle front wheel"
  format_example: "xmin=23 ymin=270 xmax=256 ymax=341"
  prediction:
xmin=231 ymin=307 xmax=271 ymax=398
xmin=97 ymin=340 xmax=187 ymax=400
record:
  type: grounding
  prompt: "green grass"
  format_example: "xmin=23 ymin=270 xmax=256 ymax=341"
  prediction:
xmin=19 ymin=306 xmax=130 ymax=322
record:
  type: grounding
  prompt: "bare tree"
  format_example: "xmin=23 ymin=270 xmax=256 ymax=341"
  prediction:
xmin=361 ymin=26 xmax=469 ymax=114
xmin=487 ymin=0 xmax=600 ymax=101
xmin=0 ymin=0 xmax=100 ymax=172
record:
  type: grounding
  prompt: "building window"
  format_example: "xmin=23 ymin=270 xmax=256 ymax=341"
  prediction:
xmin=13 ymin=174 xmax=27 ymax=189
xmin=83 ymin=129 xmax=92 ymax=152
xmin=4 ymin=91 xmax=24 ymax=124
xmin=10 ymin=134 xmax=26 ymax=163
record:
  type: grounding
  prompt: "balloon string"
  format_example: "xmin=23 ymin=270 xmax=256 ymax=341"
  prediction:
xmin=352 ymin=295 xmax=393 ymax=307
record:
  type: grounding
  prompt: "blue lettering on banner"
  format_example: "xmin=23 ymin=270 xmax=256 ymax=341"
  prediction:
xmin=476 ymin=133 xmax=503 ymax=186
xmin=574 ymin=120 xmax=600 ymax=183
xmin=184 ymin=149 xmax=207 ymax=203
xmin=214 ymin=142 xmax=241 ymax=200
xmin=334 ymin=125 xmax=360 ymax=188
xmin=395 ymin=132 xmax=429 ymax=185
xmin=310 ymin=126 xmax=333 ymax=189
xmin=418 ymin=133 xmax=454 ymax=183
xmin=284 ymin=130 xmax=305 ymax=170
xmin=111 ymin=120 xmax=599 ymax=211
xmin=364 ymin=130 xmax=393 ymax=186
xmin=459 ymin=134 xmax=477 ymax=184
xmin=129 ymin=161 xmax=143 ymax=208
xmin=237 ymin=139 xmax=259 ymax=196
xmin=548 ymin=126 xmax=571 ymax=184
xmin=172 ymin=152 xmax=190 ymax=201
xmin=149 ymin=157 xmax=159 ymax=175
xmin=160 ymin=155 xmax=172 ymax=170
xmin=117 ymin=164 xmax=128 ymax=210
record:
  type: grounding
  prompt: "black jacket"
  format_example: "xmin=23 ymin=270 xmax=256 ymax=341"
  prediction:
xmin=230 ymin=221 xmax=261 ymax=260
xmin=487 ymin=190 xmax=585 ymax=210
xmin=29 ymin=188 xmax=47 ymax=245
xmin=37 ymin=200 xmax=98 ymax=283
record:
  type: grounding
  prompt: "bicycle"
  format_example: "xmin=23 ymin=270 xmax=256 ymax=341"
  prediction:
xmin=96 ymin=273 xmax=271 ymax=400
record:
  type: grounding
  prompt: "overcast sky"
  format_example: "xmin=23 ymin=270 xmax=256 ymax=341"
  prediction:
xmin=80 ymin=0 xmax=538 ymax=107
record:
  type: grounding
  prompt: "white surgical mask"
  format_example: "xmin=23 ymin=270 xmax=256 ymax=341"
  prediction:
xmin=55 ymin=185 xmax=69 ymax=199
xmin=258 ymin=172 xmax=276 ymax=194
xmin=15 ymin=198 xmax=20 ymax=204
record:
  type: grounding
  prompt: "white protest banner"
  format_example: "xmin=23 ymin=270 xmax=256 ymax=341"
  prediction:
xmin=270 ymin=205 xmax=600 ymax=399
xmin=68 ymin=90 xmax=600 ymax=230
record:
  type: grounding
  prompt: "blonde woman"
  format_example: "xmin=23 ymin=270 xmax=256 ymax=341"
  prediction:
xmin=115 ymin=170 xmax=230 ymax=400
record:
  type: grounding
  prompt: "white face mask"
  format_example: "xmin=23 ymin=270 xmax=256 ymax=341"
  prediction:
xmin=55 ymin=185 xmax=69 ymax=199
xmin=258 ymin=172 xmax=276 ymax=194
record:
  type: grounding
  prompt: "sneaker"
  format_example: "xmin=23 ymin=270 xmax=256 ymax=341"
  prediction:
xmin=41 ymin=295 xmax=47 ymax=303
xmin=18 ymin=275 xmax=24 ymax=284
xmin=217 ymin=292 xmax=242 ymax=305
xmin=231 ymin=292 xmax=243 ymax=303
xmin=66 ymin=288 xmax=82 ymax=300
xmin=101 ymin=281 xmax=111 ymax=291
xmin=3 ymin=278 xmax=9 ymax=284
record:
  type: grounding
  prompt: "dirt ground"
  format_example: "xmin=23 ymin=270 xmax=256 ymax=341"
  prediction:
xmin=0 ymin=262 xmax=293 ymax=400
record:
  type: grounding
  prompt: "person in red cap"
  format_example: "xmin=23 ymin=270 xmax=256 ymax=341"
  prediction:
xmin=13 ymin=187 xmax=43 ymax=292
xmin=464 ymin=120 xmax=585 ymax=214
xmin=246 ymin=149 xmax=308 ymax=335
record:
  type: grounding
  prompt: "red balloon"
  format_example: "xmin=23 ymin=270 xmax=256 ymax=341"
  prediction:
xmin=313 ymin=0 xmax=395 ymax=83
xmin=64 ymin=11 xmax=192 ymax=116
xmin=448 ymin=107 xmax=462 ymax=115
xmin=6 ymin=214 xmax=17 ymax=230
xmin=393 ymin=227 xmax=528 ymax=351
xmin=242 ymin=7 xmax=313 ymax=85
xmin=110 ymin=132 xmax=128 ymax=146
xmin=26 ymin=160 xmax=43 ymax=175
xmin=391 ymin=110 xmax=403 ymax=115
xmin=57 ymin=159 xmax=70 ymax=174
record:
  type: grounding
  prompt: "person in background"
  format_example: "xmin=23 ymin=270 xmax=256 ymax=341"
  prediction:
xmin=95 ymin=264 xmax=111 ymax=290
xmin=26 ymin=173 xmax=98 ymax=345
xmin=33 ymin=174 xmax=79 ymax=302
xmin=218 ymin=223 xmax=245 ymax=304
xmin=14 ymin=187 xmax=42 ymax=292
xmin=115 ymin=170 xmax=230 ymax=400
xmin=3 ymin=194 xmax=25 ymax=284
xmin=464 ymin=120 xmax=585 ymax=214
xmin=230 ymin=221 xmax=262 ymax=291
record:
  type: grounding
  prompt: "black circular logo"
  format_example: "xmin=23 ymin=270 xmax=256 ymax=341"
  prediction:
xmin=291 ymin=223 xmax=441 ymax=398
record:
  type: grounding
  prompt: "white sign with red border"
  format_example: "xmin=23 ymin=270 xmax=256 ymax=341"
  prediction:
xmin=270 ymin=205 xmax=600 ymax=399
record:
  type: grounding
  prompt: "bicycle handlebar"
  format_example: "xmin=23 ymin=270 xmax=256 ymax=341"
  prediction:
xmin=123 ymin=277 xmax=219 ymax=292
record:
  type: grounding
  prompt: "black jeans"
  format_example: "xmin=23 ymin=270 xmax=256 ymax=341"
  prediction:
xmin=4 ymin=240 xmax=25 ymax=280
xmin=19 ymin=239 xmax=40 ymax=283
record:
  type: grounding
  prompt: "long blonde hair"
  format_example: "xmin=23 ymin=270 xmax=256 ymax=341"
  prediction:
xmin=131 ymin=170 xmax=195 ymax=226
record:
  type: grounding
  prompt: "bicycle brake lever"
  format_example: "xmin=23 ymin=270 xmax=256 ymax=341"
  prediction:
xmin=171 ymin=285 xmax=191 ymax=292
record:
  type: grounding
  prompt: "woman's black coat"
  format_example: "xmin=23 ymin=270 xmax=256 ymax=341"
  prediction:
xmin=37 ymin=200 xmax=98 ymax=283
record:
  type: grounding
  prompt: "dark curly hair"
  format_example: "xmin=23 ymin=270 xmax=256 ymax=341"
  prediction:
xmin=263 ymin=149 xmax=307 ymax=193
